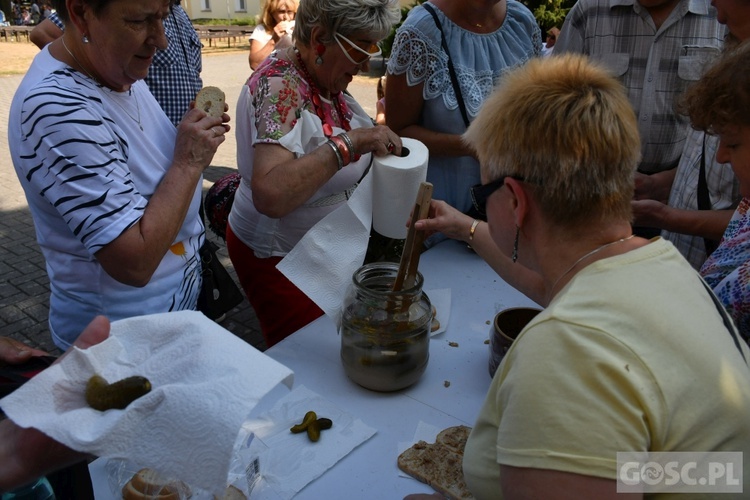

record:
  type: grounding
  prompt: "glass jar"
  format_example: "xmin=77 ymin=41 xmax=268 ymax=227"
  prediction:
xmin=340 ymin=262 xmax=432 ymax=392
xmin=1 ymin=477 xmax=55 ymax=500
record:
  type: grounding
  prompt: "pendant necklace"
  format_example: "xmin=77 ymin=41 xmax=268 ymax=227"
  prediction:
xmin=61 ymin=37 xmax=143 ymax=132
xmin=292 ymin=46 xmax=351 ymax=137
xmin=110 ymin=88 xmax=144 ymax=132
xmin=547 ymin=235 xmax=635 ymax=302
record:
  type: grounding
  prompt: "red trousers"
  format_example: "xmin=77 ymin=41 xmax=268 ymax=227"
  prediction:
xmin=226 ymin=223 xmax=323 ymax=348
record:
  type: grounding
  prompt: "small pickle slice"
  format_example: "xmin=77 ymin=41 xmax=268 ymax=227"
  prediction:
xmin=316 ymin=418 xmax=333 ymax=430
xmin=85 ymin=374 xmax=151 ymax=411
xmin=306 ymin=417 xmax=334 ymax=442
xmin=290 ymin=411 xmax=317 ymax=433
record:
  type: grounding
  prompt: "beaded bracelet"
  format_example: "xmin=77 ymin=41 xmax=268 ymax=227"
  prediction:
xmin=329 ymin=135 xmax=351 ymax=167
xmin=326 ymin=140 xmax=345 ymax=170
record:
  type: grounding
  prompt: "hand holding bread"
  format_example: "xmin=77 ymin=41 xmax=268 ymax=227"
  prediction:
xmin=173 ymin=86 xmax=230 ymax=172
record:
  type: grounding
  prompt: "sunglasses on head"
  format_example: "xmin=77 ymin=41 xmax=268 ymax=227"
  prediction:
xmin=470 ymin=176 xmax=526 ymax=216
xmin=333 ymin=32 xmax=381 ymax=65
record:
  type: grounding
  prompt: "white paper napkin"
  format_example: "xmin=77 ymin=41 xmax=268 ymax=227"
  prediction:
xmin=0 ymin=311 xmax=294 ymax=496
xmin=243 ymin=385 xmax=377 ymax=500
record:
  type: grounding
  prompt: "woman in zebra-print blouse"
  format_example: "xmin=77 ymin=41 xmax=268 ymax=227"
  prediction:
xmin=8 ymin=0 xmax=230 ymax=349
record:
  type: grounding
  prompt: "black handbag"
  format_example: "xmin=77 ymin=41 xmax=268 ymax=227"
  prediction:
xmin=197 ymin=239 xmax=244 ymax=321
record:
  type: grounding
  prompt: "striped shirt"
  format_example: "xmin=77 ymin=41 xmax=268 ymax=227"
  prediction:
xmin=8 ymin=48 xmax=203 ymax=349
xmin=554 ymin=0 xmax=726 ymax=174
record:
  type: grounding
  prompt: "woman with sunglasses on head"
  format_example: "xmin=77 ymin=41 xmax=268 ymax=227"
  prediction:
xmin=248 ymin=0 xmax=299 ymax=70
xmin=387 ymin=0 xmax=540 ymax=247
xmin=410 ymin=54 xmax=750 ymax=498
xmin=227 ymin=0 xmax=402 ymax=347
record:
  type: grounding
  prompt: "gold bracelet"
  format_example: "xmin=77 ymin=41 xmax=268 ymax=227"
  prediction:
xmin=469 ymin=219 xmax=480 ymax=241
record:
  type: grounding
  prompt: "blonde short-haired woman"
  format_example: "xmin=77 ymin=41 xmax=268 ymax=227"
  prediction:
xmin=412 ymin=54 xmax=750 ymax=498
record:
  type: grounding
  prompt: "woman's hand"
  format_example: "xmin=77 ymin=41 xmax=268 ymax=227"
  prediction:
xmin=633 ymin=170 xmax=676 ymax=203
xmin=273 ymin=20 xmax=294 ymax=39
xmin=173 ymin=104 xmax=231 ymax=173
xmin=346 ymin=125 xmax=403 ymax=157
xmin=413 ymin=200 xmax=475 ymax=242
xmin=631 ymin=199 xmax=668 ymax=229
xmin=0 ymin=316 xmax=110 ymax=493
xmin=0 ymin=338 xmax=48 ymax=365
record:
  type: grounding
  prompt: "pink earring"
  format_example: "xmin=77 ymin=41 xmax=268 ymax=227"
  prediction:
xmin=315 ymin=44 xmax=325 ymax=65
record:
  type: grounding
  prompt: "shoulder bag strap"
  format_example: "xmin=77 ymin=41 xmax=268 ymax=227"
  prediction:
xmin=422 ymin=3 xmax=470 ymax=128
xmin=697 ymin=135 xmax=720 ymax=256
xmin=701 ymin=280 xmax=747 ymax=363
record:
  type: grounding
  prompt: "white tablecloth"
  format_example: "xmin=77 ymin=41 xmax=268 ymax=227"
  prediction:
xmin=90 ymin=239 xmax=538 ymax=498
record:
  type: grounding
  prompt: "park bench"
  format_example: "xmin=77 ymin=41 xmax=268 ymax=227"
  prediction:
xmin=0 ymin=26 xmax=33 ymax=43
xmin=194 ymin=25 xmax=254 ymax=49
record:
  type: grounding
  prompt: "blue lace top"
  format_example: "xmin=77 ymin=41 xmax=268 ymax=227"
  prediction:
xmin=388 ymin=1 xmax=541 ymax=216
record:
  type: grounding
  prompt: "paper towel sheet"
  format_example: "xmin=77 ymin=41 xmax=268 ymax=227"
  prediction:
xmin=278 ymin=138 xmax=431 ymax=327
xmin=0 ymin=311 xmax=294 ymax=495
xmin=243 ymin=385 xmax=377 ymax=500
xmin=277 ymin=166 xmax=375 ymax=325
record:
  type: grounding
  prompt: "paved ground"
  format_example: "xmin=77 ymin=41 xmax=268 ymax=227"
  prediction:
xmin=0 ymin=49 xmax=382 ymax=355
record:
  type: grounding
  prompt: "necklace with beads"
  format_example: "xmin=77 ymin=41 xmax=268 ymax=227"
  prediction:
xmin=546 ymin=235 xmax=635 ymax=303
xmin=61 ymin=36 xmax=143 ymax=132
xmin=292 ymin=47 xmax=351 ymax=137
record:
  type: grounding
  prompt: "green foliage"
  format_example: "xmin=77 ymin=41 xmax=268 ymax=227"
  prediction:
xmin=380 ymin=0 xmax=425 ymax=60
xmin=520 ymin=0 xmax=574 ymax=31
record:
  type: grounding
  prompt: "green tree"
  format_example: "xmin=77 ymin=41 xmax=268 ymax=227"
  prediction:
xmin=521 ymin=0 xmax=575 ymax=32
xmin=380 ymin=0 xmax=425 ymax=60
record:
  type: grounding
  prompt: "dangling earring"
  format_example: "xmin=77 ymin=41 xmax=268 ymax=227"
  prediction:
xmin=315 ymin=44 xmax=325 ymax=65
xmin=512 ymin=225 xmax=519 ymax=263
xmin=82 ymin=35 xmax=89 ymax=43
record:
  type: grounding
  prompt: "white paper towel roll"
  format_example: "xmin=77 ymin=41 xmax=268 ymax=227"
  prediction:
xmin=371 ymin=137 xmax=428 ymax=239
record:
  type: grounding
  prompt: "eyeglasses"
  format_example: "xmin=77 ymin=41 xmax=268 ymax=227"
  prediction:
xmin=333 ymin=32 xmax=381 ymax=65
xmin=470 ymin=176 xmax=525 ymax=216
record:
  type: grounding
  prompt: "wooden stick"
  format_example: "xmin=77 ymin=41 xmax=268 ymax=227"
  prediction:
xmin=393 ymin=182 xmax=433 ymax=292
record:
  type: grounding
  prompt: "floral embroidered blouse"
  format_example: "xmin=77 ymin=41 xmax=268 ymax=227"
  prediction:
xmin=701 ymin=197 xmax=750 ymax=344
xmin=228 ymin=51 xmax=374 ymax=258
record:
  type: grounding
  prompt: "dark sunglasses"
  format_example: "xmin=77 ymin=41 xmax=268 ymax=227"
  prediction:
xmin=470 ymin=176 xmax=525 ymax=216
